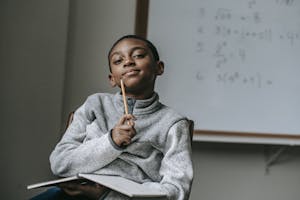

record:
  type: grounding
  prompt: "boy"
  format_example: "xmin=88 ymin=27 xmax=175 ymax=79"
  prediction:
xmin=31 ymin=35 xmax=193 ymax=200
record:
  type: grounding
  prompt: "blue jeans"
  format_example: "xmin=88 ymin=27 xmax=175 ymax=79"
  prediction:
xmin=29 ymin=187 xmax=90 ymax=200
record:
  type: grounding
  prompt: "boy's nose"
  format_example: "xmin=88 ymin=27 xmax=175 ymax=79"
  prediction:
xmin=124 ymin=57 xmax=135 ymax=67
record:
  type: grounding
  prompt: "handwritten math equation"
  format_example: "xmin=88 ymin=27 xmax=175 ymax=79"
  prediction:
xmin=196 ymin=71 xmax=272 ymax=88
xmin=194 ymin=0 xmax=299 ymax=88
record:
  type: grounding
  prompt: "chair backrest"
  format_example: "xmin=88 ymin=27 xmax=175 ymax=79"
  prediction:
xmin=64 ymin=111 xmax=194 ymax=145
xmin=188 ymin=119 xmax=194 ymax=145
xmin=65 ymin=111 xmax=74 ymax=131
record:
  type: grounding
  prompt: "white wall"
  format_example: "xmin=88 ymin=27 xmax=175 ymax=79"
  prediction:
xmin=0 ymin=0 xmax=69 ymax=199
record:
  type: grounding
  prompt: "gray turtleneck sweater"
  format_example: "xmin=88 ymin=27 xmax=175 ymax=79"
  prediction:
xmin=50 ymin=92 xmax=193 ymax=200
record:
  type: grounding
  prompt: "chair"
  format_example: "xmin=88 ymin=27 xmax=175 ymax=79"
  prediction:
xmin=65 ymin=111 xmax=74 ymax=131
xmin=188 ymin=120 xmax=194 ymax=145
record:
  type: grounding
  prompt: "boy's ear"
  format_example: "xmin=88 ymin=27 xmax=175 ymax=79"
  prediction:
xmin=108 ymin=74 xmax=117 ymax=87
xmin=156 ymin=61 xmax=164 ymax=76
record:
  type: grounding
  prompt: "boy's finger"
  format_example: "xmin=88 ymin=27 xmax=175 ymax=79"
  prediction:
xmin=122 ymin=137 xmax=132 ymax=145
xmin=120 ymin=128 xmax=135 ymax=138
xmin=127 ymin=120 xmax=135 ymax=126
xmin=125 ymin=113 xmax=136 ymax=119
xmin=118 ymin=124 xmax=133 ymax=131
xmin=117 ymin=115 xmax=127 ymax=125
xmin=117 ymin=114 xmax=136 ymax=125
xmin=128 ymin=131 xmax=136 ymax=138
xmin=117 ymin=114 xmax=132 ymax=125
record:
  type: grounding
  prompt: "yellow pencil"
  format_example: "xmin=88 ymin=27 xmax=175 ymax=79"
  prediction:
xmin=120 ymin=79 xmax=129 ymax=115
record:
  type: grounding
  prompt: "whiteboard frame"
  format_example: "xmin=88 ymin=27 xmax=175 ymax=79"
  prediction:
xmin=193 ymin=130 xmax=300 ymax=145
xmin=135 ymin=0 xmax=300 ymax=145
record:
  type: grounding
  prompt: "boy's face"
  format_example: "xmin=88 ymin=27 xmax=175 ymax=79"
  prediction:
xmin=108 ymin=38 xmax=164 ymax=97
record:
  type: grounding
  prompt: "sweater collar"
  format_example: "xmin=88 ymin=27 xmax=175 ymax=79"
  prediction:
xmin=114 ymin=92 xmax=162 ymax=115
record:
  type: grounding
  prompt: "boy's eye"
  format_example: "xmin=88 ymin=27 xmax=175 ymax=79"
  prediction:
xmin=112 ymin=58 xmax=123 ymax=65
xmin=133 ymin=53 xmax=145 ymax=59
xmin=132 ymin=48 xmax=147 ymax=59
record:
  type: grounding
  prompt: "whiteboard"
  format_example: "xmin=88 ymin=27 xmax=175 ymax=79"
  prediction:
xmin=147 ymin=0 xmax=300 ymax=143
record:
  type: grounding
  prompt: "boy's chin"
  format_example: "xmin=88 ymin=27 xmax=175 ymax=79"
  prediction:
xmin=121 ymin=76 xmax=154 ymax=93
xmin=122 ymin=77 xmax=142 ymax=87
xmin=123 ymin=82 xmax=148 ymax=93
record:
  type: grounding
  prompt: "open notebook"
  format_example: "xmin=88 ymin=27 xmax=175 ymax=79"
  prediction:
xmin=27 ymin=173 xmax=167 ymax=198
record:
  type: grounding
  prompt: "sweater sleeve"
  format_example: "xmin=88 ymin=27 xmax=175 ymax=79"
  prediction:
xmin=142 ymin=119 xmax=194 ymax=200
xmin=49 ymin=99 xmax=123 ymax=177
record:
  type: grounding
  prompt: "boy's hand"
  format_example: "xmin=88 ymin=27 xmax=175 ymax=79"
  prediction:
xmin=112 ymin=114 xmax=136 ymax=146
xmin=59 ymin=181 xmax=106 ymax=200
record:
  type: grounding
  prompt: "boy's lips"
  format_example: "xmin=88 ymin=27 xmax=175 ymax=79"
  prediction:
xmin=122 ymin=69 xmax=140 ymax=77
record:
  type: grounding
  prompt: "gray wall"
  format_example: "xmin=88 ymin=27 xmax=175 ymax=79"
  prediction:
xmin=62 ymin=0 xmax=136 ymax=123
xmin=0 ymin=0 xmax=68 ymax=199
xmin=1 ymin=1 xmax=300 ymax=200
xmin=190 ymin=143 xmax=300 ymax=200
xmin=0 ymin=0 xmax=135 ymax=199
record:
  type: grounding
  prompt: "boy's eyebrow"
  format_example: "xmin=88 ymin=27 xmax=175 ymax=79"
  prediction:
xmin=109 ymin=46 xmax=148 ymax=59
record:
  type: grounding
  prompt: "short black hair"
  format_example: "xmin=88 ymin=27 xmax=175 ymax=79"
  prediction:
xmin=108 ymin=35 xmax=160 ymax=72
